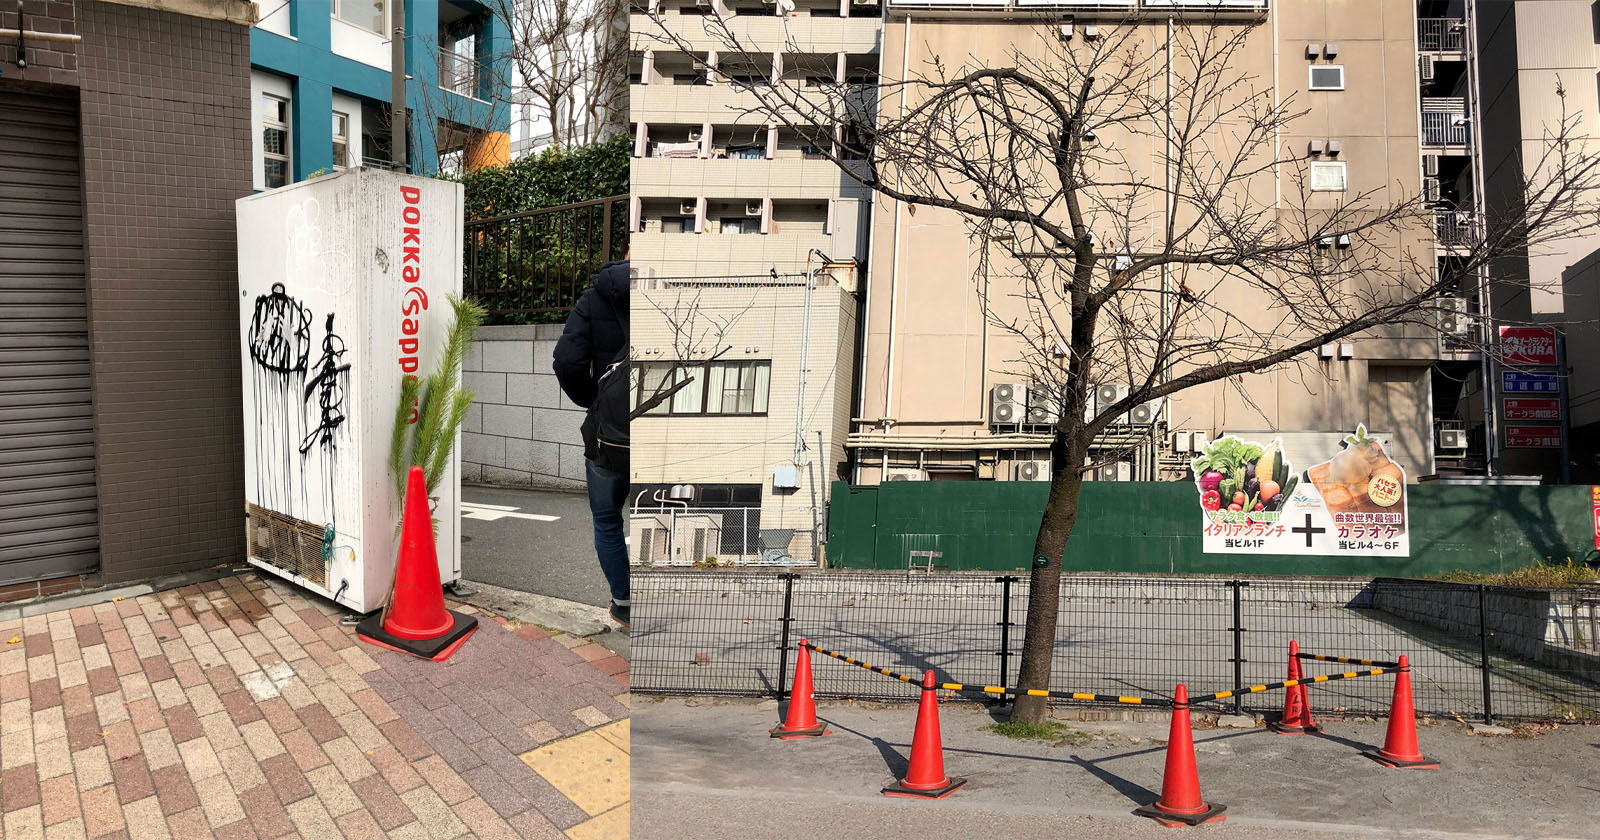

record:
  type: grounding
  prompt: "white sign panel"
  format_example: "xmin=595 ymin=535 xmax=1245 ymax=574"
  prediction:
xmin=1195 ymin=426 xmax=1409 ymax=556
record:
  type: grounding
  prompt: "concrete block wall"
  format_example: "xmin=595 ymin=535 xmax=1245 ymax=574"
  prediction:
xmin=462 ymin=325 xmax=587 ymax=491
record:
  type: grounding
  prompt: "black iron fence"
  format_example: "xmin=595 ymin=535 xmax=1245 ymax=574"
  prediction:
xmin=464 ymin=195 xmax=628 ymax=325
xmin=632 ymin=570 xmax=1600 ymax=722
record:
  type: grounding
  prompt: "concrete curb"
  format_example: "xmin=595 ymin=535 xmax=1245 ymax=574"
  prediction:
xmin=453 ymin=578 xmax=616 ymax=638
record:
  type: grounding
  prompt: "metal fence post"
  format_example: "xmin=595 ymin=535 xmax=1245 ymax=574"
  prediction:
xmin=1479 ymin=584 xmax=1494 ymax=724
xmin=1228 ymin=580 xmax=1248 ymax=715
xmin=996 ymin=576 xmax=1017 ymax=689
xmin=777 ymin=573 xmax=798 ymax=700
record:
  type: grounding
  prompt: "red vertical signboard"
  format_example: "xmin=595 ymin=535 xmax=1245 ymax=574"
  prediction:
xmin=1592 ymin=487 xmax=1600 ymax=551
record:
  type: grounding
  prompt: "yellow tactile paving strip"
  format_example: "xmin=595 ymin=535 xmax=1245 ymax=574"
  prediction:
xmin=520 ymin=719 xmax=630 ymax=839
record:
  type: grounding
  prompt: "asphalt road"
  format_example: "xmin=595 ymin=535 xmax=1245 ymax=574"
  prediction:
xmin=459 ymin=484 xmax=610 ymax=608
xmin=633 ymin=697 xmax=1600 ymax=840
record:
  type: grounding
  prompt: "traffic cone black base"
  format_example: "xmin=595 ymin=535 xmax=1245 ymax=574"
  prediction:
xmin=356 ymin=610 xmax=478 ymax=662
xmin=769 ymin=722 xmax=829 ymax=739
xmin=1132 ymin=802 xmax=1227 ymax=827
xmin=882 ymin=777 xmax=966 ymax=799
xmin=1267 ymin=718 xmax=1322 ymax=735
xmin=1361 ymin=751 xmax=1438 ymax=770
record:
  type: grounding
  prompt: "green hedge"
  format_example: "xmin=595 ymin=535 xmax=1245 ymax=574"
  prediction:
xmin=445 ymin=134 xmax=629 ymax=219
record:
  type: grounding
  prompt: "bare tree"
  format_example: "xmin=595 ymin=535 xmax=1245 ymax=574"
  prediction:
xmin=649 ymin=13 xmax=1600 ymax=721
xmin=486 ymin=0 xmax=629 ymax=150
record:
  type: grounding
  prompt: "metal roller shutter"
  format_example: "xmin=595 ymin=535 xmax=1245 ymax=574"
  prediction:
xmin=0 ymin=86 xmax=100 ymax=586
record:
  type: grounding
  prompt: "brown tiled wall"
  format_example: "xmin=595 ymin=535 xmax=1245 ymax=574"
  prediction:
xmin=0 ymin=0 xmax=77 ymax=85
xmin=75 ymin=3 xmax=253 ymax=582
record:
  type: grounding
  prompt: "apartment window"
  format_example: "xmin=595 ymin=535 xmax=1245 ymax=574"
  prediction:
xmin=727 ymin=146 xmax=763 ymax=160
xmin=1309 ymin=65 xmax=1345 ymax=91
xmin=636 ymin=361 xmax=771 ymax=415
xmin=720 ymin=218 xmax=759 ymax=234
xmin=661 ymin=216 xmax=694 ymax=233
xmin=335 ymin=0 xmax=387 ymax=34
xmin=332 ymin=111 xmax=350 ymax=170
xmin=1310 ymin=161 xmax=1347 ymax=191
xmin=261 ymin=94 xmax=291 ymax=189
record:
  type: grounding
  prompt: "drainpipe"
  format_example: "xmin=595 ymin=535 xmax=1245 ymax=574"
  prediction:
xmin=391 ymin=9 xmax=407 ymax=172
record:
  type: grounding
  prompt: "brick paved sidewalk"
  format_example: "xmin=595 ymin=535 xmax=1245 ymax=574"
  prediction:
xmin=0 ymin=572 xmax=629 ymax=839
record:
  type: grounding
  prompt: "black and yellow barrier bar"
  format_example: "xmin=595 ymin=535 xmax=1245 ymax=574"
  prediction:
xmin=1295 ymin=652 xmax=1401 ymax=669
xmin=1189 ymin=667 xmax=1397 ymax=705
xmin=802 ymin=641 xmax=1161 ymax=706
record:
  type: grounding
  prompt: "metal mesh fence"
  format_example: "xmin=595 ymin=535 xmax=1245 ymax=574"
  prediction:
xmin=632 ymin=570 xmax=1600 ymax=722
xmin=629 ymin=507 xmax=820 ymax=567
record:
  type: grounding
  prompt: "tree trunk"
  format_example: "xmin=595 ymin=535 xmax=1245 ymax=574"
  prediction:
xmin=1009 ymin=436 xmax=1085 ymax=724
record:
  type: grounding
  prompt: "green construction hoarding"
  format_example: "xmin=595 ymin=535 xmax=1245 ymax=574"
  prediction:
xmin=825 ymin=480 xmax=1597 ymax=576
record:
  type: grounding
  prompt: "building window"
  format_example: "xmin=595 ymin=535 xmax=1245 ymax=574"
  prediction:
xmin=661 ymin=216 xmax=694 ymax=233
xmin=636 ymin=361 xmax=771 ymax=416
xmin=262 ymin=94 xmax=291 ymax=188
xmin=332 ymin=111 xmax=350 ymax=170
xmin=719 ymin=218 xmax=759 ymax=234
xmin=1309 ymin=65 xmax=1345 ymax=91
xmin=1310 ymin=161 xmax=1347 ymax=191
xmin=335 ymin=0 xmax=387 ymax=34
xmin=727 ymin=146 xmax=763 ymax=159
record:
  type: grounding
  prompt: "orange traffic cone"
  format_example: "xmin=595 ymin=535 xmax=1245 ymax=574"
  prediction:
xmin=1364 ymin=655 xmax=1438 ymax=769
xmin=1134 ymin=684 xmax=1227 ymax=827
xmin=357 ymin=467 xmax=478 ymax=661
xmin=882 ymin=670 xmax=965 ymax=799
xmin=1269 ymin=640 xmax=1320 ymax=734
xmin=770 ymin=639 xmax=829 ymax=739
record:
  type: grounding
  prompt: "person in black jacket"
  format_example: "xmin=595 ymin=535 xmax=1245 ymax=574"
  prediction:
xmin=553 ymin=259 xmax=631 ymax=627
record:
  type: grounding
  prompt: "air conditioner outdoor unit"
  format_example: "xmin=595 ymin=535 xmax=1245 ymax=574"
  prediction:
xmin=1336 ymin=234 xmax=1351 ymax=248
xmin=1419 ymin=54 xmax=1435 ymax=81
xmin=745 ymin=200 xmax=763 ymax=216
xmin=1317 ymin=236 xmax=1333 ymax=248
xmin=991 ymin=383 xmax=1027 ymax=425
xmin=1058 ymin=23 xmax=1073 ymax=40
xmin=1095 ymin=384 xmax=1129 ymax=421
xmin=1424 ymin=178 xmax=1442 ymax=204
xmin=1438 ymin=296 xmax=1471 ymax=335
xmin=1437 ymin=429 xmax=1468 ymax=450
xmin=1172 ymin=430 xmax=1191 ymax=453
xmin=1026 ymin=385 xmax=1058 ymax=425
xmin=679 ymin=200 xmax=697 ymax=215
xmin=1015 ymin=460 xmax=1050 ymax=481
xmin=1128 ymin=398 xmax=1161 ymax=425
xmin=1192 ymin=431 xmax=1210 ymax=452
xmin=1083 ymin=24 xmax=1099 ymax=39
xmin=885 ymin=468 xmax=928 ymax=482
xmin=1097 ymin=461 xmax=1131 ymax=482
xmin=1308 ymin=139 xmax=1325 ymax=156
xmin=1423 ymin=154 xmax=1440 ymax=177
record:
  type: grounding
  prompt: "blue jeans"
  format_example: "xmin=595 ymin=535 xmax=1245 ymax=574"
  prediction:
xmin=585 ymin=458 xmax=630 ymax=604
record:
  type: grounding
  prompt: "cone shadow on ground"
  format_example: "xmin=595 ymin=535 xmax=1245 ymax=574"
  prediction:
xmin=1067 ymin=755 xmax=1156 ymax=806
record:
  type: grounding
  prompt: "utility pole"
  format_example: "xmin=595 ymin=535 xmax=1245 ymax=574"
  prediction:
xmin=390 ymin=7 xmax=407 ymax=172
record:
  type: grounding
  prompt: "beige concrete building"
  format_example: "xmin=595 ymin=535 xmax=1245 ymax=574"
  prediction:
xmin=626 ymin=0 xmax=880 ymax=561
xmin=851 ymin=0 xmax=1466 ymax=486
xmin=629 ymin=267 xmax=860 ymax=564
xmin=629 ymin=0 xmax=881 ymax=276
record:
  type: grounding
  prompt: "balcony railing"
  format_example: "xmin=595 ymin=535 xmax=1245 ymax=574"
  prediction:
xmin=1420 ymin=110 xmax=1470 ymax=147
xmin=1418 ymin=18 xmax=1466 ymax=51
xmin=438 ymin=52 xmax=485 ymax=99
xmin=1434 ymin=210 xmax=1474 ymax=248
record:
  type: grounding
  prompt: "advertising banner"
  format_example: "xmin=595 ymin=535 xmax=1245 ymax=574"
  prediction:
xmin=1498 ymin=326 xmax=1558 ymax=366
xmin=1196 ymin=426 xmax=1408 ymax=556
xmin=1502 ymin=397 xmax=1559 ymax=422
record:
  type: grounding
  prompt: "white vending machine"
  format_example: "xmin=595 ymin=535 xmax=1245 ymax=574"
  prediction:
xmin=236 ymin=168 xmax=464 ymax=613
